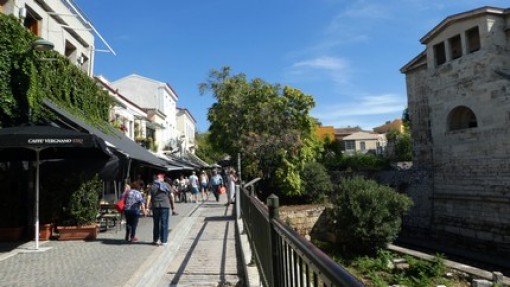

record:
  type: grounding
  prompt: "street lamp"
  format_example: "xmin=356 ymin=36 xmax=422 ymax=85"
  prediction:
xmin=31 ymin=38 xmax=54 ymax=51
xmin=26 ymin=38 xmax=54 ymax=123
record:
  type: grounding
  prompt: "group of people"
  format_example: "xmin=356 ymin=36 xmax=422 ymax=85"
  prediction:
xmin=119 ymin=168 xmax=238 ymax=246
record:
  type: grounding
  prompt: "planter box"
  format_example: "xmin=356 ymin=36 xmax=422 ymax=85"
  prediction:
xmin=38 ymin=224 xmax=52 ymax=241
xmin=0 ymin=226 xmax=24 ymax=242
xmin=57 ymin=224 xmax=98 ymax=241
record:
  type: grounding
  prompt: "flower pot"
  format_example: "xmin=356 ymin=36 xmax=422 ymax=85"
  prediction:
xmin=57 ymin=224 xmax=98 ymax=241
xmin=0 ymin=226 xmax=24 ymax=242
xmin=38 ymin=224 xmax=52 ymax=241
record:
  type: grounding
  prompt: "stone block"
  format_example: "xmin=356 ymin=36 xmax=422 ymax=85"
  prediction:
xmin=471 ymin=279 xmax=492 ymax=287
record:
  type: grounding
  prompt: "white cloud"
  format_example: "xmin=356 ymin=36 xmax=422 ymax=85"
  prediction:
xmin=286 ymin=56 xmax=350 ymax=85
xmin=319 ymin=93 xmax=405 ymax=117
xmin=312 ymin=93 xmax=406 ymax=129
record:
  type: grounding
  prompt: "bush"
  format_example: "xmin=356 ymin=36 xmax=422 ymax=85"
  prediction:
xmin=65 ymin=175 xmax=102 ymax=226
xmin=332 ymin=176 xmax=413 ymax=254
xmin=300 ymin=161 xmax=333 ymax=203
xmin=338 ymin=153 xmax=390 ymax=172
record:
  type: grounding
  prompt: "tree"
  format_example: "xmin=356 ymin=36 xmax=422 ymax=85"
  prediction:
xmin=300 ymin=161 xmax=333 ymax=203
xmin=318 ymin=136 xmax=344 ymax=170
xmin=199 ymin=67 xmax=320 ymax=195
xmin=195 ymin=132 xmax=224 ymax=164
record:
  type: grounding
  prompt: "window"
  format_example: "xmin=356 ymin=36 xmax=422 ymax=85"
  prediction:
xmin=433 ymin=42 xmax=446 ymax=66
xmin=449 ymin=35 xmax=462 ymax=60
xmin=360 ymin=141 xmax=366 ymax=151
xmin=466 ymin=26 xmax=480 ymax=53
xmin=65 ymin=41 xmax=77 ymax=61
xmin=23 ymin=7 xmax=40 ymax=36
xmin=448 ymin=106 xmax=478 ymax=131
xmin=344 ymin=141 xmax=355 ymax=150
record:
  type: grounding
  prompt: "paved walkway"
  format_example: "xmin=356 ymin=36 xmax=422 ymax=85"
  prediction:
xmin=0 ymin=195 xmax=243 ymax=287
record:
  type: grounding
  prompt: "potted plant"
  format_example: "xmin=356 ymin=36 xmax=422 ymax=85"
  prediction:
xmin=57 ymin=175 xmax=102 ymax=241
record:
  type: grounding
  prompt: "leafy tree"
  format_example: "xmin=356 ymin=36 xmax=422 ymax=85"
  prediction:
xmin=318 ymin=136 xmax=344 ymax=170
xmin=386 ymin=127 xmax=412 ymax=161
xmin=195 ymin=132 xmax=225 ymax=164
xmin=199 ymin=67 xmax=319 ymax=195
xmin=332 ymin=176 xmax=413 ymax=255
xmin=300 ymin=161 xmax=333 ymax=203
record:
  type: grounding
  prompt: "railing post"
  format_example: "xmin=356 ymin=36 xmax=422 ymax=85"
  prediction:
xmin=235 ymin=184 xmax=241 ymax=219
xmin=267 ymin=194 xmax=280 ymax=287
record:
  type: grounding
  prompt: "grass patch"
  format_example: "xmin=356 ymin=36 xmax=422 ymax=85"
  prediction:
xmin=313 ymin=240 xmax=471 ymax=287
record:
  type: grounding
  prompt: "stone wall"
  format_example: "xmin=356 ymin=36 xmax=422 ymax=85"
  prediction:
xmin=279 ymin=204 xmax=331 ymax=241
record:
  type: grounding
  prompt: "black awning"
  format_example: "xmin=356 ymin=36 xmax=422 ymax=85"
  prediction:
xmin=43 ymin=99 xmax=168 ymax=170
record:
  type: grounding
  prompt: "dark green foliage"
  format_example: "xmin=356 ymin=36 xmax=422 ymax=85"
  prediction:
xmin=0 ymin=14 xmax=114 ymax=130
xmin=66 ymin=175 xmax=101 ymax=226
xmin=394 ymin=132 xmax=412 ymax=161
xmin=299 ymin=161 xmax=333 ymax=203
xmin=332 ymin=177 xmax=413 ymax=254
xmin=318 ymin=137 xmax=344 ymax=170
xmin=337 ymin=153 xmax=390 ymax=172
xmin=195 ymin=132 xmax=224 ymax=164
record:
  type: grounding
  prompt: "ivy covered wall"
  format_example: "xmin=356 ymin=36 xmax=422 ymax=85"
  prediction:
xmin=0 ymin=14 xmax=113 ymax=129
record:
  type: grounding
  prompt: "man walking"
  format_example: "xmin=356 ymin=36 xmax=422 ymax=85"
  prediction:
xmin=147 ymin=173 xmax=172 ymax=246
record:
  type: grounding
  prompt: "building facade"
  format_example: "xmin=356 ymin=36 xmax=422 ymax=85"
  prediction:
xmin=110 ymin=74 xmax=180 ymax=153
xmin=342 ymin=131 xmax=386 ymax=156
xmin=401 ymin=6 xmax=510 ymax=253
xmin=0 ymin=0 xmax=113 ymax=76
xmin=176 ymin=108 xmax=196 ymax=155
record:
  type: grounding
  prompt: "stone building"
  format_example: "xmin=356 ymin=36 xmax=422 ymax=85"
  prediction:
xmin=401 ymin=6 xmax=510 ymax=254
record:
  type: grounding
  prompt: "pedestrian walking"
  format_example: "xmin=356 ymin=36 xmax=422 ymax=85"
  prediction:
xmin=147 ymin=173 xmax=172 ymax=246
xmin=199 ymin=170 xmax=209 ymax=202
xmin=123 ymin=182 xmax=147 ymax=242
xmin=189 ymin=171 xmax=199 ymax=203
xmin=227 ymin=169 xmax=237 ymax=205
xmin=210 ymin=169 xmax=223 ymax=202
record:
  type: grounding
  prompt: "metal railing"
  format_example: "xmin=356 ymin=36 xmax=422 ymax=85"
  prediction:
xmin=240 ymin=184 xmax=364 ymax=287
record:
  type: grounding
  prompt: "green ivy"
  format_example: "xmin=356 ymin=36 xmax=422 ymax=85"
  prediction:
xmin=0 ymin=14 xmax=115 ymax=133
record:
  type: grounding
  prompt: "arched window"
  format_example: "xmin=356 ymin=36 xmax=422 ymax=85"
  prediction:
xmin=448 ymin=106 xmax=478 ymax=131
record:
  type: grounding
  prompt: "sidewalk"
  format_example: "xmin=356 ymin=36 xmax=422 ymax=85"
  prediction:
xmin=0 ymin=195 xmax=243 ymax=287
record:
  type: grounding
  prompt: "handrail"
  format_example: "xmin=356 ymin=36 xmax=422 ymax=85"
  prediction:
xmin=273 ymin=218 xmax=364 ymax=286
xmin=240 ymin=184 xmax=365 ymax=287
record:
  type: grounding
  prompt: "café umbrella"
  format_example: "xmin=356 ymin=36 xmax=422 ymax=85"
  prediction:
xmin=0 ymin=125 xmax=112 ymax=250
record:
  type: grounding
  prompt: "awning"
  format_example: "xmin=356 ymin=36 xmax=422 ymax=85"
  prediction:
xmin=43 ymin=99 xmax=168 ymax=170
xmin=151 ymin=151 xmax=194 ymax=171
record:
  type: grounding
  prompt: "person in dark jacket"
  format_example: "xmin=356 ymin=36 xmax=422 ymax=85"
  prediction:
xmin=147 ymin=173 xmax=172 ymax=246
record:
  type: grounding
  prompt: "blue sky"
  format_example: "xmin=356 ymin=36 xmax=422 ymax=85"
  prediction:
xmin=74 ymin=1 xmax=509 ymax=132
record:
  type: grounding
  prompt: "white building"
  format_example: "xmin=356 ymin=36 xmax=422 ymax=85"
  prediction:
xmin=0 ymin=0 xmax=113 ymax=76
xmin=176 ymin=108 xmax=197 ymax=155
xmin=342 ymin=131 xmax=386 ymax=156
xmin=110 ymin=74 xmax=179 ymax=153
xmin=95 ymin=75 xmax=148 ymax=142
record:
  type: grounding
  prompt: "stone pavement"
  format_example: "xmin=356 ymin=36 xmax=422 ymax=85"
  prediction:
xmin=0 ymin=194 xmax=244 ymax=287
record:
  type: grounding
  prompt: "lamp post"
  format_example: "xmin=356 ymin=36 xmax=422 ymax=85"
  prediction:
xmin=25 ymin=38 xmax=54 ymax=124
xmin=26 ymin=38 xmax=54 ymax=250
xmin=31 ymin=38 xmax=54 ymax=51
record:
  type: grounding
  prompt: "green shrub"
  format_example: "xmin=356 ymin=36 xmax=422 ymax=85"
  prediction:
xmin=66 ymin=175 xmax=102 ymax=226
xmin=300 ymin=161 xmax=333 ymax=203
xmin=338 ymin=153 xmax=389 ymax=172
xmin=332 ymin=176 xmax=413 ymax=254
